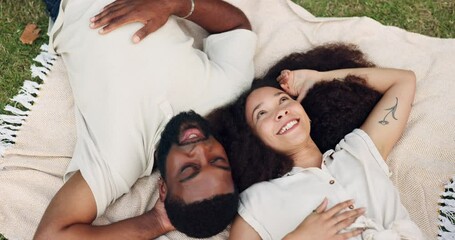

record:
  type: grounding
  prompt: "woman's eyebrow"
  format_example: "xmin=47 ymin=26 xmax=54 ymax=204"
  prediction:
xmin=251 ymin=91 xmax=286 ymax=120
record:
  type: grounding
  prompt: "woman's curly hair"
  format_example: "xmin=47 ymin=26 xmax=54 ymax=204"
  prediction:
xmin=207 ymin=43 xmax=382 ymax=192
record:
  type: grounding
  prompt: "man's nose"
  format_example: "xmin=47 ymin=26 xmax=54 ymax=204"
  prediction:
xmin=190 ymin=142 xmax=211 ymax=163
xmin=276 ymin=109 xmax=289 ymax=120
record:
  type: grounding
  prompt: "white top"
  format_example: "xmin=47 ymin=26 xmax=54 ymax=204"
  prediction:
xmin=239 ymin=129 xmax=423 ymax=240
xmin=49 ymin=0 xmax=257 ymax=216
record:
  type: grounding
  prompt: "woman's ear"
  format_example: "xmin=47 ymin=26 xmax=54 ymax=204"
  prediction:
xmin=158 ymin=177 xmax=167 ymax=202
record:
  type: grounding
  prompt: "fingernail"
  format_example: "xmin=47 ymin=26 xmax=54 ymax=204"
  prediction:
xmin=99 ymin=28 xmax=104 ymax=34
xmin=90 ymin=23 xmax=95 ymax=28
xmin=90 ymin=17 xmax=95 ymax=22
xmin=133 ymin=35 xmax=140 ymax=43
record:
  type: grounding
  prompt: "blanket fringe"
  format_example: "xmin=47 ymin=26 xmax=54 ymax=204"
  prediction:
xmin=438 ymin=176 xmax=455 ymax=240
xmin=0 ymin=44 xmax=56 ymax=156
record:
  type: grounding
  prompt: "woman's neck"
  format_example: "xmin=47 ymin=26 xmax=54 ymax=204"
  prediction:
xmin=289 ymin=138 xmax=322 ymax=168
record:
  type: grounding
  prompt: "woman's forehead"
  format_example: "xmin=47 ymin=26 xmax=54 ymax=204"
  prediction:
xmin=247 ymin=87 xmax=285 ymax=107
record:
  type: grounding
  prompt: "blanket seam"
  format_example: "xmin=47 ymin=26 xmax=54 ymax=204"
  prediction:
xmin=438 ymin=175 xmax=455 ymax=239
xmin=0 ymin=44 xmax=57 ymax=157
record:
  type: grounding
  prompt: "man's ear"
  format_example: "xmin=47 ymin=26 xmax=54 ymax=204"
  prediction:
xmin=158 ymin=177 xmax=167 ymax=202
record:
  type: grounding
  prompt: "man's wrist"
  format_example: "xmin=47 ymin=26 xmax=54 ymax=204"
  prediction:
xmin=179 ymin=0 xmax=195 ymax=18
xmin=147 ymin=208 xmax=173 ymax=234
xmin=168 ymin=0 xmax=194 ymax=19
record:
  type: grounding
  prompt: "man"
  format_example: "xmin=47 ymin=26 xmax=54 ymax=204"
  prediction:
xmin=34 ymin=0 xmax=256 ymax=238
xmin=155 ymin=110 xmax=239 ymax=238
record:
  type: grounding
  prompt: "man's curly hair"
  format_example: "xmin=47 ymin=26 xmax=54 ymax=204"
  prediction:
xmin=207 ymin=43 xmax=382 ymax=192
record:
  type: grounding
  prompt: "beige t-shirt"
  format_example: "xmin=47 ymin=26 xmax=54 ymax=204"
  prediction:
xmin=239 ymin=129 xmax=423 ymax=240
xmin=49 ymin=0 xmax=257 ymax=217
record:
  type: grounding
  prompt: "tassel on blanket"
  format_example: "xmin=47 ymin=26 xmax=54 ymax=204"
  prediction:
xmin=0 ymin=44 xmax=56 ymax=156
xmin=438 ymin=176 xmax=455 ymax=240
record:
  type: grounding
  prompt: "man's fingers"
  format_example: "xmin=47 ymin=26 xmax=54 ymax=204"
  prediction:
xmin=91 ymin=3 xmax=129 ymax=28
xmin=100 ymin=14 xmax=136 ymax=34
xmin=133 ymin=22 xmax=161 ymax=43
xmin=102 ymin=0 xmax=127 ymax=11
xmin=324 ymin=199 xmax=355 ymax=217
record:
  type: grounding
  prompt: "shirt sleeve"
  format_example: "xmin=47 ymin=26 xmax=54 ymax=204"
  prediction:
xmin=201 ymin=29 xmax=257 ymax=110
xmin=238 ymin=194 xmax=273 ymax=240
xmin=337 ymin=129 xmax=391 ymax=176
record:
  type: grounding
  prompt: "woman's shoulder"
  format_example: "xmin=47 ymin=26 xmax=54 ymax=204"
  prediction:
xmin=334 ymin=129 xmax=374 ymax=151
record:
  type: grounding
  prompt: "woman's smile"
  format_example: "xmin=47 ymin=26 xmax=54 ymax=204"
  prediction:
xmin=277 ymin=119 xmax=300 ymax=135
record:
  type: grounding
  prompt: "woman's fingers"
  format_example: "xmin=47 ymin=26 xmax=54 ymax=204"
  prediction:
xmin=324 ymin=199 xmax=355 ymax=217
xmin=334 ymin=208 xmax=365 ymax=230
xmin=314 ymin=197 xmax=328 ymax=214
xmin=277 ymin=69 xmax=291 ymax=84
xmin=336 ymin=228 xmax=364 ymax=240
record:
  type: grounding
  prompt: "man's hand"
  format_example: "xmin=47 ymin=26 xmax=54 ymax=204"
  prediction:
xmin=283 ymin=198 xmax=365 ymax=240
xmin=90 ymin=0 xmax=251 ymax=43
xmin=90 ymin=0 xmax=178 ymax=43
xmin=148 ymin=196 xmax=175 ymax=233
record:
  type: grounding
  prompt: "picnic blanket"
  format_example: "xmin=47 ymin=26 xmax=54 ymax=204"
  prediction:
xmin=1 ymin=0 xmax=454 ymax=239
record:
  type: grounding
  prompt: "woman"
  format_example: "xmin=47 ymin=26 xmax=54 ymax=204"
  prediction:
xmin=209 ymin=45 xmax=423 ymax=239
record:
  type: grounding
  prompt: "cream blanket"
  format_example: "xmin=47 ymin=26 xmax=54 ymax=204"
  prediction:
xmin=1 ymin=0 xmax=454 ymax=239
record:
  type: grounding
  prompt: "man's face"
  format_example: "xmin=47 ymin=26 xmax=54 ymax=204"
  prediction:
xmin=162 ymin=117 xmax=234 ymax=203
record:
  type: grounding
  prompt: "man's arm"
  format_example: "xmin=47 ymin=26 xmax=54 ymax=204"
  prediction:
xmin=90 ymin=0 xmax=251 ymax=43
xmin=34 ymin=171 xmax=173 ymax=240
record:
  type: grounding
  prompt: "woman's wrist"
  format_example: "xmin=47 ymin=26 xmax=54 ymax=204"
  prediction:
xmin=283 ymin=231 xmax=310 ymax=240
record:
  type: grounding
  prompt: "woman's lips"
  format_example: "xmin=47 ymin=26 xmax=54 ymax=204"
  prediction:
xmin=277 ymin=119 xmax=299 ymax=135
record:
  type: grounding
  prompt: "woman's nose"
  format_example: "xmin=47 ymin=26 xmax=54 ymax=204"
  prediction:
xmin=276 ymin=109 xmax=289 ymax=120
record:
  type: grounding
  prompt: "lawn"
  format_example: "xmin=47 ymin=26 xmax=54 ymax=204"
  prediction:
xmin=0 ymin=1 xmax=454 ymax=239
xmin=0 ymin=0 xmax=454 ymax=114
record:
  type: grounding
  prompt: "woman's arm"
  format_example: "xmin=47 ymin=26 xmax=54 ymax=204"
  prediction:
xmin=278 ymin=67 xmax=416 ymax=159
xmin=90 ymin=0 xmax=251 ymax=43
xmin=229 ymin=215 xmax=262 ymax=240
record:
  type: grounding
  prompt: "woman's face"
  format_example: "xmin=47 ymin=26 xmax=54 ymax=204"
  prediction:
xmin=245 ymin=87 xmax=311 ymax=154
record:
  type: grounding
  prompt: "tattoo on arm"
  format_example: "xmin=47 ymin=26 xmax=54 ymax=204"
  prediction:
xmin=379 ymin=97 xmax=398 ymax=125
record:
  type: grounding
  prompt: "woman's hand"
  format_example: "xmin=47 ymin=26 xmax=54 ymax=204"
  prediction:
xmin=90 ymin=0 xmax=179 ymax=43
xmin=283 ymin=198 xmax=365 ymax=240
xmin=277 ymin=69 xmax=322 ymax=102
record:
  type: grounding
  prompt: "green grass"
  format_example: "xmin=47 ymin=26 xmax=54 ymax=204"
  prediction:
xmin=292 ymin=0 xmax=455 ymax=38
xmin=0 ymin=0 xmax=49 ymax=114
xmin=0 ymin=0 xmax=454 ymax=114
xmin=0 ymin=1 xmax=454 ymax=239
